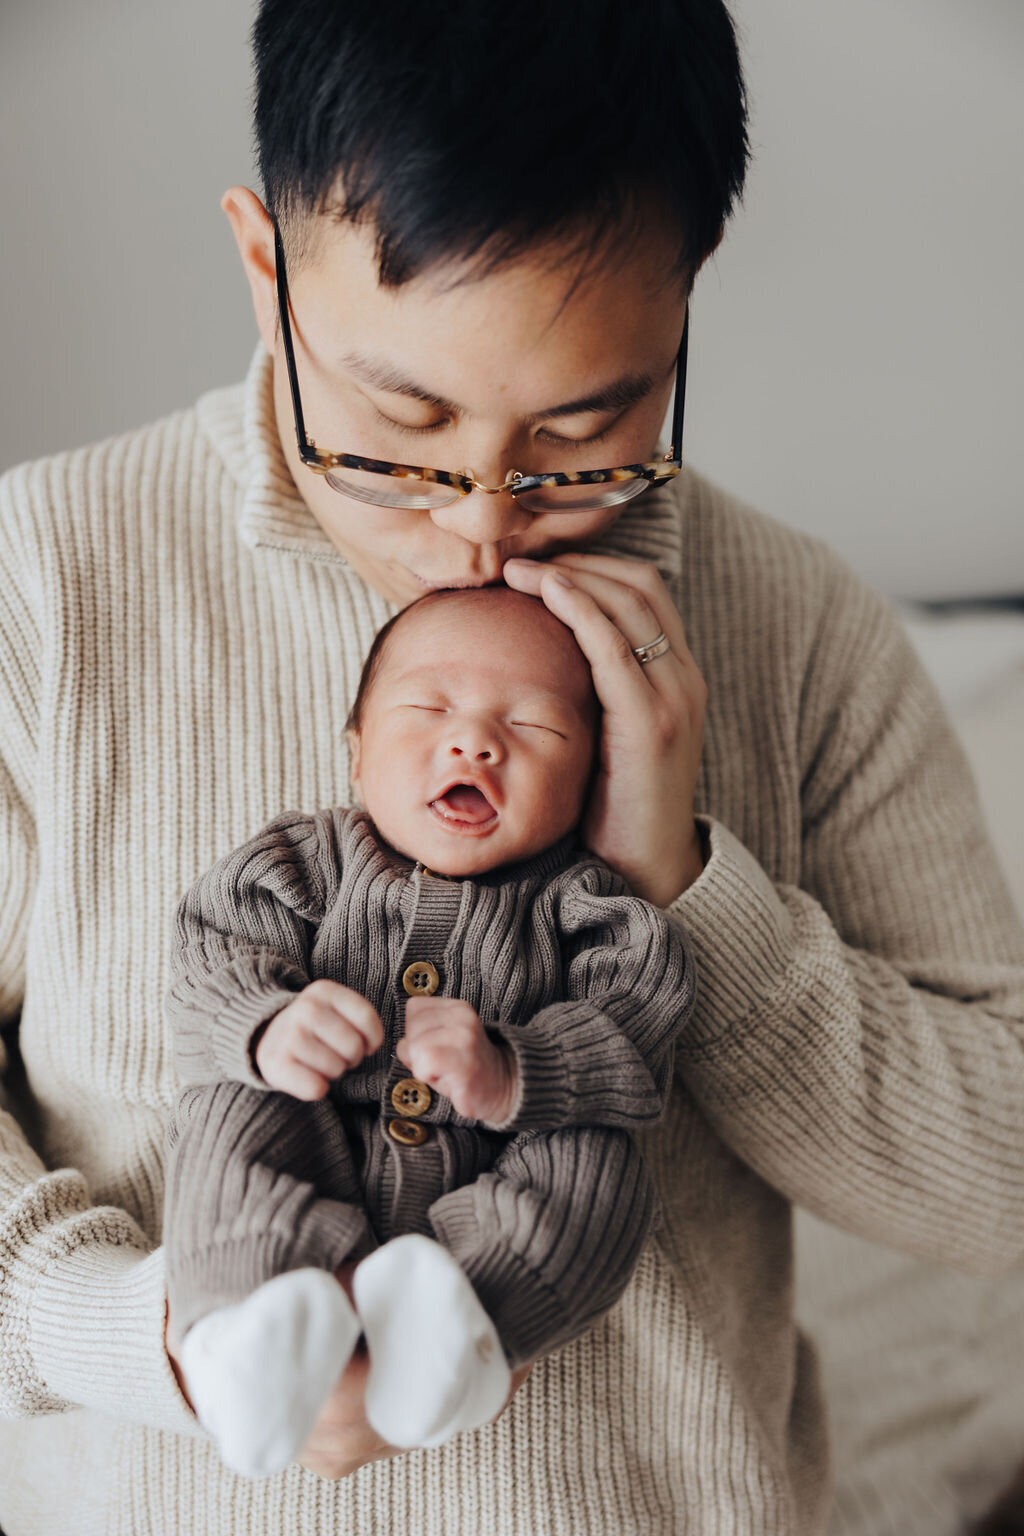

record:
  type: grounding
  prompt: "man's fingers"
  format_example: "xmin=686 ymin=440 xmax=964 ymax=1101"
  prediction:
xmin=530 ymin=570 xmax=683 ymax=720
xmin=504 ymin=554 xmax=696 ymax=701
xmin=547 ymin=553 xmax=690 ymax=654
xmin=295 ymin=1342 xmax=398 ymax=1478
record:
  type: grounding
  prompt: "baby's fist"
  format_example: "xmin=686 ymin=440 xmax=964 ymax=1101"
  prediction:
xmin=398 ymin=998 xmax=518 ymax=1126
xmin=254 ymin=980 xmax=384 ymax=1100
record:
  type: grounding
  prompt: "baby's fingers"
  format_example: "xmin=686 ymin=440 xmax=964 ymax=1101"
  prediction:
xmin=403 ymin=996 xmax=477 ymax=1041
xmin=265 ymin=1054 xmax=332 ymax=1102
xmin=310 ymin=1014 xmax=379 ymax=1074
xmin=306 ymin=980 xmax=385 ymax=1053
xmin=403 ymin=1033 xmax=467 ymax=1096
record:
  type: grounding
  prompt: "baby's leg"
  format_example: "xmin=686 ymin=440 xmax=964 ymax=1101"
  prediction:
xmin=352 ymin=1127 xmax=655 ymax=1450
xmin=353 ymin=1234 xmax=510 ymax=1448
xmin=429 ymin=1125 xmax=657 ymax=1370
xmin=164 ymin=1082 xmax=369 ymax=1476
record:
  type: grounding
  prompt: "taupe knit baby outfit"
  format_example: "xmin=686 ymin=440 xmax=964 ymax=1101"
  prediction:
xmin=163 ymin=806 xmax=695 ymax=1366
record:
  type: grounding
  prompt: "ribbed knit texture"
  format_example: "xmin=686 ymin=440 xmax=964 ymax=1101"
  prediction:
xmin=0 ymin=343 xmax=1022 ymax=1534
xmin=162 ymin=809 xmax=689 ymax=1360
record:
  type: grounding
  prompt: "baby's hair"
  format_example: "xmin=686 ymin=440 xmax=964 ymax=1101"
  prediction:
xmin=345 ymin=604 xmax=412 ymax=735
xmin=347 ymin=588 xmax=499 ymax=734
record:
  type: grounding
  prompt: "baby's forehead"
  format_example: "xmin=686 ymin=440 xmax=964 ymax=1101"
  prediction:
xmin=376 ymin=590 xmax=594 ymax=708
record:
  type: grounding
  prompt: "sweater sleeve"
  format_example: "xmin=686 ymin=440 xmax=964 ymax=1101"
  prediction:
xmin=164 ymin=809 xmax=338 ymax=1088
xmin=485 ymin=863 xmax=697 ymax=1133
xmin=672 ymin=566 xmax=1024 ymax=1276
xmin=0 ymin=465 xmax=197 ymax=1432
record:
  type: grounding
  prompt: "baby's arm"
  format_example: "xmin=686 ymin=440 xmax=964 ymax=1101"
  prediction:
xmin=398 ymin=860 xmax=696 ymax=1133
xmin=397 ymin=997 xmax=518 ymax=1124
xmin=166 ymin=808 xmax=347 ymax=1089
xmin=481 ymin=859 xmax=696 ymax=1133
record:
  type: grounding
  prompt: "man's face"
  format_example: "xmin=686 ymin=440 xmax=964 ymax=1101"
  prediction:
xmin=226 ymin=190 xmax=688 ymax=607
xmin=349 ymin=590 xmax=598 ymax=876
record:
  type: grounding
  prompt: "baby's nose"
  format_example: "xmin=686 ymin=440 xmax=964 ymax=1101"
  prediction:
xmin=447 ymin=725 xmax=504 ymax=764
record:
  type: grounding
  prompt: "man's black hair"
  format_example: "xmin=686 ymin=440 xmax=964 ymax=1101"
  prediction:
xmin=253 ymin=0 xmax=749 ymax=288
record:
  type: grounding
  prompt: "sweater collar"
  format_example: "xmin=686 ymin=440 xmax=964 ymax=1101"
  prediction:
xmin=229 ymin=343 xmax=687 ymax=584
xmin=235 ymin=345 xmax=350 ymax=565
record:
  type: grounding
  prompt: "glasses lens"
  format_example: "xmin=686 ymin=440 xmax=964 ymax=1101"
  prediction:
xmin=514 ymin=477 xmax=651 ymax=515
xmin=324 ymin=467 xmax=461 ymax=510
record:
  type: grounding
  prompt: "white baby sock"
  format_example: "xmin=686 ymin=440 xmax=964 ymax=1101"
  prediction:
xmin=180 ymin=1266 xmax=361 ymax=1478
xmin=353 ymin=1234 xmax=511 ymax=1448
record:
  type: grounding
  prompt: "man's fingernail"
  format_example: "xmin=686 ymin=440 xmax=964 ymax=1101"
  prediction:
xmin=552 ymin=572 xmax=574 ymax=589
xmin=504 ymin=557 xmax=539 ymax=567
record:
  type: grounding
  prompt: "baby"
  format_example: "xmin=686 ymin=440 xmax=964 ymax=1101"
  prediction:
xmin=163 ymin=586 xmax=695 ymax=1477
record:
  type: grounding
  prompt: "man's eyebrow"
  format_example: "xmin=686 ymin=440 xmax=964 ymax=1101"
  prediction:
xmin=342 ymin=353 xmax=454 ymax=412
xmin=340 ymin=351 xmax=656 ymax=420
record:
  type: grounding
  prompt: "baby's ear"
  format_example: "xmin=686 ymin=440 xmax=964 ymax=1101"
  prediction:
xmin=346 ymin=730 xmax=363 ymax=805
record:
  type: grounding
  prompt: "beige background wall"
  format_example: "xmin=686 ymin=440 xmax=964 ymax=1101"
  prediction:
xmin=2 ymin=1 xmax=1021 ymax=599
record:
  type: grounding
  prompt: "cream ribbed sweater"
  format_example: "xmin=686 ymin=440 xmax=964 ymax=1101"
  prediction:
xmin=0 ymin=345 xmax=1022 ymax=1536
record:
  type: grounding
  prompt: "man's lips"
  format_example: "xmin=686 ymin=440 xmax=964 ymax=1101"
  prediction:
xmin=428 ymin=780 xmax=500 ymax=834
xmin=411 ymin=575 xmax=505 ymax=592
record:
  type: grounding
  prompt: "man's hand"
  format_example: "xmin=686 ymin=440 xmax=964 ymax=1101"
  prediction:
xmin=503 ymin=553 xmax=707 ymax=907
xmin=297 ymin=1261 xmax=533 ymax=1478
xmin=397 ymin=997 xmax=519 ymax=1125
xmin=164 ymin=1299 xmax=197 ymax=1417
xmin=254 ymin=980 xmax=384 ymax=1099
xmin=297 ymin=1346 xmax=534 ymax=1479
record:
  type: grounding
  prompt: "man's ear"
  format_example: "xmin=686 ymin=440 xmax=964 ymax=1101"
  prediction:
xmin=347 ymin=730 xmax=363 ymax=805
xmin=221 ymin=186 xmax=279 ymax=355
xmin=693 ymin=225 xmax=725 ymax=284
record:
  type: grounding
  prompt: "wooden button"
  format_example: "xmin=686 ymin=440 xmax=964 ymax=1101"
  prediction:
xmin=402 ymin=960 xmax=440 ymax=997
xmin=391 ymin=1078 xmax=432 ymax=1117
xmin=387 ymin=1117 xmax=430 ymax=1147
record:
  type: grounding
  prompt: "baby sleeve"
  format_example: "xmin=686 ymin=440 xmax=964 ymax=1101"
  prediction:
xmin=485 ymin=860 xmax=696 ymax=1133
xmin=165 ymin=807 xmax=339 ymax=1088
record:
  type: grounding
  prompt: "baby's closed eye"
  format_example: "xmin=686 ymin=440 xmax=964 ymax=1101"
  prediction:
xmin=508 ymin=720 xmax=567 ymax=739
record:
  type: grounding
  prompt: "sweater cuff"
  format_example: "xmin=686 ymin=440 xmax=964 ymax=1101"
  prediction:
xmin=669 ymin=816 xmax=794 ymax=1051
xmin=483 ymin=1027 xmax=573 ymax=1132
xmin=29 ymin=1242 xmax=202 ymax=1436
xmin=209 ymin=986 xmax=300 ymax=1086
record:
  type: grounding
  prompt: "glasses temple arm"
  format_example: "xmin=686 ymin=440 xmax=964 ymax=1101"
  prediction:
xmin=669 ymin=308 xmax=689 ymax=462
xmin=273 ymin=222 xmax=314 ymax=456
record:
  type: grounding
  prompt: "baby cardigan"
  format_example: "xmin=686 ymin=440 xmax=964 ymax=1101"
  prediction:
xmin=163 ymin=807 xmax=694 ymax=1362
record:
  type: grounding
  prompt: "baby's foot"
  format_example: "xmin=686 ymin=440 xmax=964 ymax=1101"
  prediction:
xmin=353 ymin=1234 xmax=511 ymax=1448
xmin=180 ymin=1267 xmax=361 ymax=1477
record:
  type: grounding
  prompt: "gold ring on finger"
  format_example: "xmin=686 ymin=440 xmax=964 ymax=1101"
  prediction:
xmin=632 ymin=632 xmax=671 ymax=665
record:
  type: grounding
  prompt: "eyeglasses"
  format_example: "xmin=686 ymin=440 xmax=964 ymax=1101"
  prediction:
xmin=273 ymin=222 xmax=688 ymax=515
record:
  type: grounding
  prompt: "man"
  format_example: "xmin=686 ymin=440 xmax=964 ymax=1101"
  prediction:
xmin=1 ymin=1 xmax=1022 ymax=1531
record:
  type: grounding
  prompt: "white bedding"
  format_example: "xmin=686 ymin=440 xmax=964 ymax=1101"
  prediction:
xmin=797 ymin=605 xmax=1024 ymax=1535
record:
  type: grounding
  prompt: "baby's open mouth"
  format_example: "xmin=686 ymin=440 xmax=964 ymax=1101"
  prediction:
xmin=429 ymin=783 xmax=498 ymax=829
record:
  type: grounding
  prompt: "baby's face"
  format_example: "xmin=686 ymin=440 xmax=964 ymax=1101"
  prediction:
xmin=350 ymin=591 xmax=598 ymax=877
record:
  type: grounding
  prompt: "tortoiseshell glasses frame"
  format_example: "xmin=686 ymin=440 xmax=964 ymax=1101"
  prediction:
xmin=274 ymin=221 xmax=688 ymax=514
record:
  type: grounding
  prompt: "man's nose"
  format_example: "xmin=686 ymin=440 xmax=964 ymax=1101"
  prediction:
xmin=428 ymin=486 xmax=533 ymax=546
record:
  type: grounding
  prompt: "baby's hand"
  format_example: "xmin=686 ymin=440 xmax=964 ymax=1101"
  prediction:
xmin=254 ymin=980 xmax=384 ymax=1100
xmin=398 ymin=998 xmax=519 ymax=1126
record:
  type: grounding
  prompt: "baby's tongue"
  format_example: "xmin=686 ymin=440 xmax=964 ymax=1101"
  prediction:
xmin=437 ymin=784 xmax=494 ymax=823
